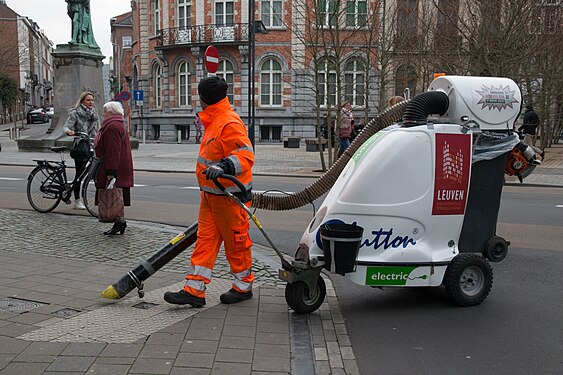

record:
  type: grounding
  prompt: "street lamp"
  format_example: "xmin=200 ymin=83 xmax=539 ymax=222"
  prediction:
xmin=247 ymin=2 xmax=268 ymax=149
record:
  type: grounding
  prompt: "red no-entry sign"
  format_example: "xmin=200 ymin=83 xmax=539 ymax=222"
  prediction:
xmin=204 ymin=45 xmax=219 ymax=73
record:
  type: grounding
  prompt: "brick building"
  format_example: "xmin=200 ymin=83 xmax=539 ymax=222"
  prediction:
xmin=127 ymin=0 xmax=383 ymax=143
xmin=0 ymin=0 xmax=54 ymax=123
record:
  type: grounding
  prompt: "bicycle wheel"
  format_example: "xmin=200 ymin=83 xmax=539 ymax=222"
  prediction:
xmin=82 ymin=174 xmax=98 ymax=218
xmin=27 ymin=165 xmax=62 ymax=213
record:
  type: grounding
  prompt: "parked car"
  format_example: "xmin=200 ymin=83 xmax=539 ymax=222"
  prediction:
xmin=27 ymin=109 xmax=49 ymax=124
xmin=46 ymin=107 xmax=54 ymax=119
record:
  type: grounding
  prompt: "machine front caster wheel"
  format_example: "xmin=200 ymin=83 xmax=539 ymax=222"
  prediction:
xmin=484 ymin=236 xmax=509 ymax=262
xmin=444 ymin=254 xmax=493 ymax=307
xmin=285 ymin=276 xmax=326 ymax=314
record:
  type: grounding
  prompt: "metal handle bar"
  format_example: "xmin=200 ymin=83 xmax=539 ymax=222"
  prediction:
xmin=210 ymin=173 xmax=294 ymax=271
xmin=211 ymin=174 xmax=247 ymax=195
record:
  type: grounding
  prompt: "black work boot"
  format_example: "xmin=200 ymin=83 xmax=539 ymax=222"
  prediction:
xmin=164 ymin=289 xmax=205 ymax=307
xmin=220 ymin=288 xmax=253 ymax=304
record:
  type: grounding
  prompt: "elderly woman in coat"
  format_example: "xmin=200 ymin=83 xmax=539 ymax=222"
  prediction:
xmin=94 ymin=101 xmax=134 ymax=235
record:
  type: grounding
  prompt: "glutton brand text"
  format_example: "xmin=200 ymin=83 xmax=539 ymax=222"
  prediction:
xmin=361 ymin=228 xmax=416 ymax=251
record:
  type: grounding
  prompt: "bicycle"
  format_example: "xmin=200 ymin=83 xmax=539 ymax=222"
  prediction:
xmin=26 ymin=132 xmax=99 ymax=218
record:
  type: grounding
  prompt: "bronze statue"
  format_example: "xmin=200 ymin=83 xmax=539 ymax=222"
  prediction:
xmin=66 ymin=0 xmax=99 ymax=48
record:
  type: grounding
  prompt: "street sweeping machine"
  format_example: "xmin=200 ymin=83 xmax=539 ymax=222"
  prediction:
xmin=276 ymin=75 xmax=539 ymax=313
xmin=102 ymin=76 xmax=540 ymax=315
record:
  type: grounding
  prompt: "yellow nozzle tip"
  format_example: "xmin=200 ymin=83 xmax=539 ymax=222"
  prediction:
xmin=100 ymin=285 xmax=121 ymax=299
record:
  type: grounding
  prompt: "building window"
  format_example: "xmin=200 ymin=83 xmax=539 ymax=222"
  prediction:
xmin=397 ymin=0 xmax=417 ymax=35
xmin=261 ymin=0 xmax=283 ymax=28
xmin=346 ymin=1 xmax=367 ymax=28
xmin=395 ymin=65 xmax=416 ymax=97
xmin=215 ymin=0 xmax=234 ymax=26
xmin=319 ymin=59 xmax=337 ymax=108
xmin=436 ymin=0 xmax=459 ymax=41
xmin=216 ymin=59 xmax=234 ymax=103
xmin=154 ymin=0 xmax=160 ymax=34
xmin=178 ymin=0 xmax=191 ymax=28
xmin=153 ymin=64 xmax=162 ymax=108
xmin=122 ymin=35 xmax=132 ymax=47
xmin=177 ymin=61 xmax=191 ymax=107
xmin=344 ymin=60 xmax=365 ymax=107
xmin=260 ymin=59 xmax=282 ymax=106
xmin=317 ymin=0 xmax=337 ymax=28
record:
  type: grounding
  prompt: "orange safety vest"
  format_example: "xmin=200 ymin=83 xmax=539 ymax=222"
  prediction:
xmin=196 ymin=97 xmax=254 ymax=194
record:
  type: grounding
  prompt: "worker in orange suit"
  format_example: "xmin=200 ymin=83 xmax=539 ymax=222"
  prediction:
xmin=164 ymin=76 xmax=255 ymax=307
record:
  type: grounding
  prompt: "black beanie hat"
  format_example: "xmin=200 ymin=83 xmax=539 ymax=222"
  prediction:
xmin=198 ymin=76 xmax=228 ymax=105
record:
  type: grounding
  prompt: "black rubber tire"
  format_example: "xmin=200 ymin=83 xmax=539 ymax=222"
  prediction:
xmin=27 ymin=165 xmax=62 ymax=213
xmin=81 ymin=174 xmax=98 ymax=218
xmin=484 ymin=236 xmax=509 ymax=262
xmin=285 ymin=275 xmax=326 ymax=314
xmin=444 ymin=254 xmax=493 ymax=307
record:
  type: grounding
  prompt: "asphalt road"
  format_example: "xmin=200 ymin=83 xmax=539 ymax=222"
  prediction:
xmin=1 ymin=166 xmax=562 ymax=374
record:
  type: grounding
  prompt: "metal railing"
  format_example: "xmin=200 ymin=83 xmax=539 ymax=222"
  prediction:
xmin=156 ymin=23 xmax=250 ymax=48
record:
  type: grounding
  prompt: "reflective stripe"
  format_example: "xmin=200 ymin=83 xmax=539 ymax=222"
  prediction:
xmin=197 ymin=156 xmax=221 ymax=167
xmin=233 ymin=269 xmax=252 ymax=279
xmin=237 ymin=144 xmax=254 ymax=153
xmin=200 ymin=183 xmax=253 ymax=195
xmin=233 ymin=278 xmax=252 ymax=292
xmin=185 ymin=279 xmax=206 ymax=291
xmin=189 ymin=265 xmax=212 ymax=280
xmin=227 ymin=155 xmax=242 ymax=174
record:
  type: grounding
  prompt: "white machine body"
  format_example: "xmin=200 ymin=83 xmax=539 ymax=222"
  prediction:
xmin=301 ymin=76 xmax=522 ymax=288
xmin=429 ymin=76 xmax=521 ymax=131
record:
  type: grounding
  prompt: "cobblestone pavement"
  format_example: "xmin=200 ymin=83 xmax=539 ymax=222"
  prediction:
xmin=0 ymin=209 xmax=358 ymax=374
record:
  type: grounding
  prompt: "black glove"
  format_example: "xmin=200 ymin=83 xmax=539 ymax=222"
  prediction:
xmin=204 ymin=165 xmax=224 ymax=180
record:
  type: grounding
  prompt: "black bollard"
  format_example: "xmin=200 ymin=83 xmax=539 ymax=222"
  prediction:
xmin=101 ymin=222 xmax=198 ymax=299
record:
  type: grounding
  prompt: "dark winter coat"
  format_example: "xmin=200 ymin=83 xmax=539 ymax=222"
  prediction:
xmin=521 ymin=108 xmax=540 ymax=136
xmin=94 ymin=114 xmax=134 ymax=190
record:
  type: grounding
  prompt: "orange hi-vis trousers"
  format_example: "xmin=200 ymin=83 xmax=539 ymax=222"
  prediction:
xmin=184 ymin=192 xmax=254 ymax=298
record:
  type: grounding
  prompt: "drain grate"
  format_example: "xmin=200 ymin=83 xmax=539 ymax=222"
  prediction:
xmin=0 ymin=297 xmax=48 ymax=313
xmin=52 ymin=308 xmax=82 ymax=318
xmin=132 ymin=302 xmax=159 ymax=310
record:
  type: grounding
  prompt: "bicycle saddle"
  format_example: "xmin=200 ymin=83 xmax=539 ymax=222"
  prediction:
xmin=50 ymin=146 xmax=67 ymax=153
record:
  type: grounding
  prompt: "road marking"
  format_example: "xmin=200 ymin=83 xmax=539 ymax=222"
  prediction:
xmin=134 ymin=184 xmax=146 ymax=187
xmin=0 ymin=177 xmax=23 ymax=181
xmin=556 ymin=205 xmax=563 ymax=208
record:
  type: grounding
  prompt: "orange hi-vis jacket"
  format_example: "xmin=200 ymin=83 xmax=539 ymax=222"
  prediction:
xmin=196 ymin=97 xmax=254 ymax=195
xmin=184 ymin=97 xmax=255 ymax=298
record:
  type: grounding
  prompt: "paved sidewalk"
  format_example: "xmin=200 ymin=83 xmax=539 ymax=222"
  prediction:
xmin=0 ymin=209 xmax=357 ymax=375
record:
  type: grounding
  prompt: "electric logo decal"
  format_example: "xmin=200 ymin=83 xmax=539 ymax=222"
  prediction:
xmin=365 ymin=266 xmax=428 ymax=286
xmin=432 ymin=133 xmax=471 ymax=215
xmin=476 ymin=84 xmax=519 ymax=111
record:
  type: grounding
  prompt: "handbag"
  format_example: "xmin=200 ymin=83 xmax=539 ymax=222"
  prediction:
xmin=98 ymin=187 xmax=124 ymax=223
xmin=70 ymin=137 xmax=91 ymax=161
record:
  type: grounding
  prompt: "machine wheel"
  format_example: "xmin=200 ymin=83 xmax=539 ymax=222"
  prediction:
xmin=484 ymin=236 xmax=509 ymax=262
xmin=285 ymin=276 xmax=326 ymax=314
xmin=444 ymin=254 xmax=493 ymax=307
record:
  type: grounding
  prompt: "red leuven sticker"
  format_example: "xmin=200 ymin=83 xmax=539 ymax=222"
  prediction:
xmin=432 ymin=133 xmax=471 ymax=215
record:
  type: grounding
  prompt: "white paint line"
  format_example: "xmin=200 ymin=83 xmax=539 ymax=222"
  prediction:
xmin=556 ymin=205 xmax=563 ymax=208
xmin=0 ymin=177 xmax=23 ymax=181
xmin=134 ymin=184 xmax=146 ymax=187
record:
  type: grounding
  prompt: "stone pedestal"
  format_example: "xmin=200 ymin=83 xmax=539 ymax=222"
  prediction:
xmin=18 ymin=44 xmax=105 ymax=152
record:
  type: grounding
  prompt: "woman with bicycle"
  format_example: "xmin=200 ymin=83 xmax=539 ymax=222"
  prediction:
xmin=94 ymin=101 xmax=133 ymax=235
xmin=63 ymin=91 xmax=99 ymax=210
